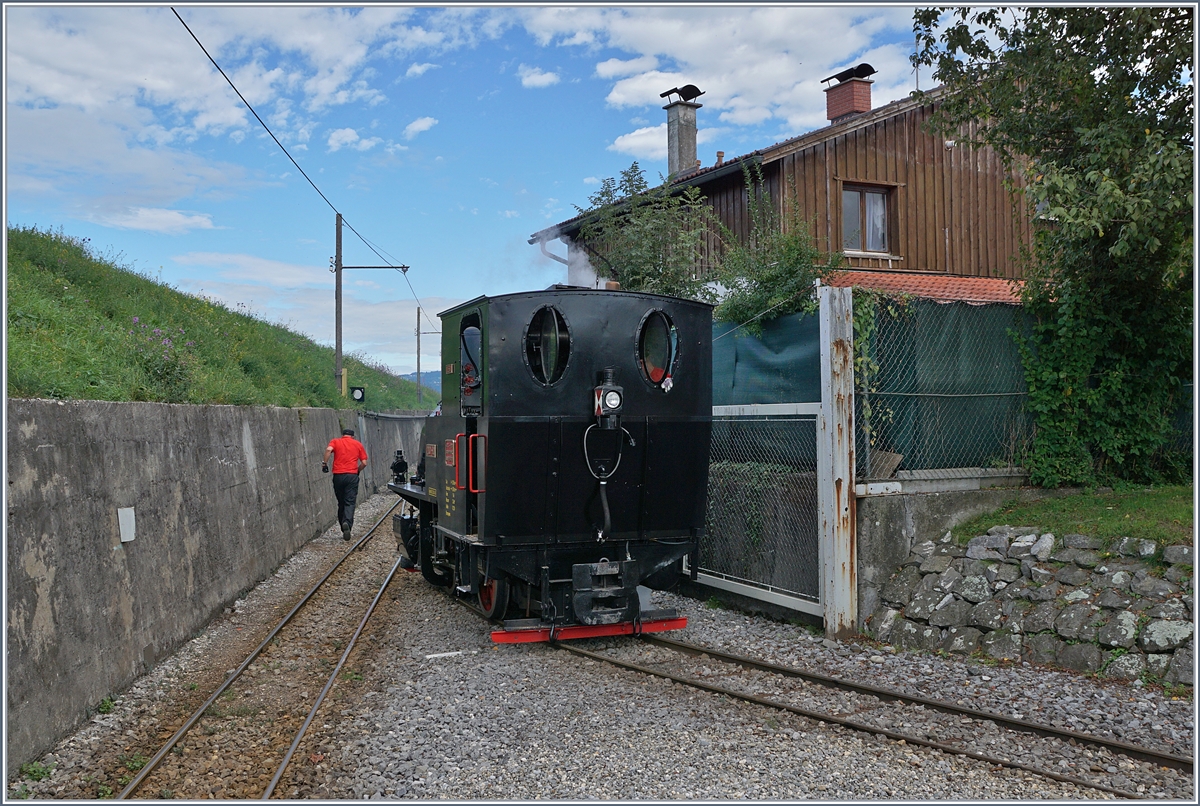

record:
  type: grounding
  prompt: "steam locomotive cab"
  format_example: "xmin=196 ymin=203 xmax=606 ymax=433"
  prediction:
xmin=390 ymin=287 xmax=712 ymax=642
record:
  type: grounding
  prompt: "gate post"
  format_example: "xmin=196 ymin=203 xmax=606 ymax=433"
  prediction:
xmin=817 ymin=285 xmax=856 ymax=638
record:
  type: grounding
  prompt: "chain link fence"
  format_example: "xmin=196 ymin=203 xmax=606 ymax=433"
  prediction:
xmin=702 ymin=413 xmax=820 ymax=601
xmin=1161 ymin=381 xmax=1193 ymax=472
xmin=855 ymin=297 xmax=1034 ymax=481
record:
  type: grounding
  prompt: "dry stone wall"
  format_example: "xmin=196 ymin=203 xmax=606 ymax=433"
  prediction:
xmin=867 ymin=526 xmax=1193 ymax=687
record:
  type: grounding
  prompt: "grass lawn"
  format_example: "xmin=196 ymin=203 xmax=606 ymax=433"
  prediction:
xmin=952 ymin=484 xmax=1194 ymax=547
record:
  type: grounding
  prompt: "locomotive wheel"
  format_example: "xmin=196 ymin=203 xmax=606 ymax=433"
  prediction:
xmin=418 ymin=526 xmax=452 ymax=587
xmin=478 ymin=576 xmax=509 ymax=620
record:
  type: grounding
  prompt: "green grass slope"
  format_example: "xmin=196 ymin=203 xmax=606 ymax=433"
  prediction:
xmin=6 ymin=226 xmax=436 ymax=410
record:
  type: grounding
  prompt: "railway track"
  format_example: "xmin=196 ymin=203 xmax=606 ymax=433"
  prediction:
xmin=116 ymin=501 xmax=404 ymax=800
xmin=558 ymin=634 xmax=1194 ymax=800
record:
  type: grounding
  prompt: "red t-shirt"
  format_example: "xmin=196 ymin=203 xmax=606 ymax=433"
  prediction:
xmin=327 ymin=436 xmax=368 ymax=474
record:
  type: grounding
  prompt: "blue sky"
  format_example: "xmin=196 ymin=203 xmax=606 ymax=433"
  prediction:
xmin=5 ymin=3 xmax=922 ymax=375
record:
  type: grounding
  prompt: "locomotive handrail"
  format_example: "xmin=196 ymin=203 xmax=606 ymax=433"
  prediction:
xmin=468 ymin=434 xmax=486 ymax=493
xmin=454 ymin=432 xmax=468 ymax=490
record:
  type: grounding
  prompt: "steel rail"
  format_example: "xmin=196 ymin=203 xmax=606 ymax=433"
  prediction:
xmin=643 ymin=634 xmax=1193 ymax=774
xmin=559 ymin=643 xmax=1144 ymax=800
xmin=117 ymin=500 xmax=401 ymax=800
xmin=263 ymin=555 xmax=404 ymax=798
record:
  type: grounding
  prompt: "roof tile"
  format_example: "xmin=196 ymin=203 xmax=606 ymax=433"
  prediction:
xmin=823 ymin=271 xmax=1021 ymax=304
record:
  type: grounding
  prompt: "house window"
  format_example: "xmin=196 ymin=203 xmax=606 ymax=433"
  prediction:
xmin=842 ymin=187 xmax=889 ymax=253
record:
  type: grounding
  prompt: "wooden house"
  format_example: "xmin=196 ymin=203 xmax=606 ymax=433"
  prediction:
xmin=530 ymin=67 xmax=1031 ymax=299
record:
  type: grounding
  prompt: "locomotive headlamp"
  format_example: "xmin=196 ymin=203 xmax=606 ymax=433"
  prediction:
xmin=594 ymin=367 xmax=624 ymax=430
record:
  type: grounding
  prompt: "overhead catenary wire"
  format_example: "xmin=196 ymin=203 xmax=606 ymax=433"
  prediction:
xmin=170 ymin=7 xmax=436 ymax=330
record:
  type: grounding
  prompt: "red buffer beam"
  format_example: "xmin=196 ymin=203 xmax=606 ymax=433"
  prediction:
xmin=491 ymin=617 xmax=688 ymax=644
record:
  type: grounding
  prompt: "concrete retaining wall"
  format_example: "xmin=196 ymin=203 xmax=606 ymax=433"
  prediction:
xmin=5 ymin=399 xmax=425 ymax=769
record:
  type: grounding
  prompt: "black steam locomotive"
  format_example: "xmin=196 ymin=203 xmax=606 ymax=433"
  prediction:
xmin=389 ymin=286 xmax=711 ymax=642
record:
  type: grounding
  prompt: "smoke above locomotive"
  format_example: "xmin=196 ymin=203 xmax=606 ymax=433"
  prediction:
xmin=390 ymin=286 xmax=712 ymax=642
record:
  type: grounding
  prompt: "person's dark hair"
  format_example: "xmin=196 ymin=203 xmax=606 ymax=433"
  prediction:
xmin=342 ymin=428 xmax=355 ymax=436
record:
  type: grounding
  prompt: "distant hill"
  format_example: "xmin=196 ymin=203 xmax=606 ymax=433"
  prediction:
xmin=6 ymin=226 xmax=437 ymax=411
xmin=400 ymin=370 xmax=442 ymax=397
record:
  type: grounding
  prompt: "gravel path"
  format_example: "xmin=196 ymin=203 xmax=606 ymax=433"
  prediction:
xmin=591 ymin=633 xmax=1191 ymax=798
xmin=304 ymin=582 xmax=1193 ymax=800
xmin=9 ymin=493 xmax=1194 ymax=801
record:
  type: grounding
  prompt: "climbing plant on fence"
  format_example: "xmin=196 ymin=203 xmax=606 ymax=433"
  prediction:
xmin=851 ymin=289 xmax=912 ymax=472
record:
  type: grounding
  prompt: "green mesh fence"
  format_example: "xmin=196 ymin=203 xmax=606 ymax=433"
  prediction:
xmin=856 ymin=298 xmax=1035 ymax=480
xmin=713 ymin=314 xmax=821 ymax=406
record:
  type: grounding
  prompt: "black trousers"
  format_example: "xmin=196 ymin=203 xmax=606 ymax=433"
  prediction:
xmin=332 ymin=473 xmax=360 ymax=527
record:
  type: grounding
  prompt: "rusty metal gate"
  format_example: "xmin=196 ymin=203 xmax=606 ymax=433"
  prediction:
xmin=695 ymin=403 xmax=823 ymax=615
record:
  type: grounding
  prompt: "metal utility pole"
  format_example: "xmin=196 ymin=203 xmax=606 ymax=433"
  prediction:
xmin=335 ymin=213 xmax=345 ymax=395
xmin=416 ymin=306 xmax=422 ymax=405
xmin=330 ymin=215 xmax=421 ymax=399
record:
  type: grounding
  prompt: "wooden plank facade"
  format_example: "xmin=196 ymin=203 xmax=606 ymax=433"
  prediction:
xmin=691 ymin=95 xmax=1032 ymax=279
xmin=535 ymin=91 xmax=1034 ymax=282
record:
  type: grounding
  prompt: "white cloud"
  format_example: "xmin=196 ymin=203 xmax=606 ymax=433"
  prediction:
xmin=608 ymin=123 xmax=725 ymax=163
xmin=583 ymin=176 xmax=600 ymax=185
xmin=6 ymin=104 xmax=253 ymax=215
xmin=404 ymin=116 xmax=438 ymax=140
xmin=173 ymin=251 xmax=327 ymax=288
xmin=406 ymin=62 xmax=438 ymax=77
xmin=500 ymin=210 xmax=519 ymax=218
xmin=595 ymin=55 xmax=657 ymax=79
xmin=326 ymin=127 xmax=382 ymax=152
xmin=519 ymin=5 xmax=916 ymax=141
xmin=517 ymin=64 xmax=560 ymax=88
xmin=608 ymin=124 xmax=667 ymax=160
xmin=98 ymin=207 xmax=216 ymax=234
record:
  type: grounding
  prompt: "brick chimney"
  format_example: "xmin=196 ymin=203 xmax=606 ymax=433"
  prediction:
xmin=660 ymin=85 xmax=705 ymax=177
xmin=822 ymin=63 xmax=877 ymax=125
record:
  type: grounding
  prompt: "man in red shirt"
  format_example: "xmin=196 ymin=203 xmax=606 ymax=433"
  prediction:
xmin=323 ymin=428 xmax=369 ymax=540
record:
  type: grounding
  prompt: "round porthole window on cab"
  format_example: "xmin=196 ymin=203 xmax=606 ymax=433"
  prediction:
xmin=525 ymin=306 xmax=570 ymax=385
xmin=637 ymin=310 xmax=678 ymax=391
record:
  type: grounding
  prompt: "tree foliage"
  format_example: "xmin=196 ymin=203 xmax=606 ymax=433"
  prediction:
xmin=913 ymin=7 xmax=1194 ymax=485
xmin=713 ymin=163 xmax=834 ymax=336
xmin=573 ymin=162 xmax=716 ymax=302
xmin=576 ymin=161 xmax=835 ymax=332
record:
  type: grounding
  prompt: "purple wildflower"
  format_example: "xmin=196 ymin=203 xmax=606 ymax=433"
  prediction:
xmin=162 ymin=338 xmax=172 ymax=346
xmin=185 ymin=341 xmax=195 ymax=347
xmin=132 ymin=316 xmax=139 ymax=323
xmin=153 ymin=328 xmax=162 ymax=335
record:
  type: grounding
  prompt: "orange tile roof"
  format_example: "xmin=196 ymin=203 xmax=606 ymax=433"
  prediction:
xmin=823 ymin=271 xmax=1022 ymax=304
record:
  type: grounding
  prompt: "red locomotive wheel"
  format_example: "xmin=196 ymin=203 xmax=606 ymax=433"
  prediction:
xmin=478 ymin=576 xmax=509 ymax=620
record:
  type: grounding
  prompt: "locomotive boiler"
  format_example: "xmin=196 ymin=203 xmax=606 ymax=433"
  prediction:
xmin=389 ymin=286 xmax=711 ymax=642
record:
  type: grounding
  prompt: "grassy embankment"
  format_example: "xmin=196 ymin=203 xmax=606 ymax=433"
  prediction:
xmin=6 ymin=226 xmax=435 ymax=409
xmin=953 ymin=485 xmax=1193 ymax=549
